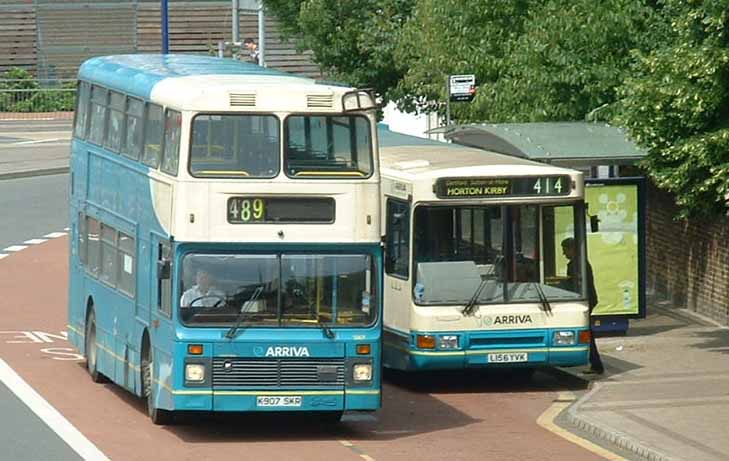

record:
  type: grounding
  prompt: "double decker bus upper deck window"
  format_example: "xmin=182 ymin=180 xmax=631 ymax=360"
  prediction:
xmin=285 ymin=115 xmax=372 ymax=178
xmin=190 ymin=114 xmax=280 ymax=178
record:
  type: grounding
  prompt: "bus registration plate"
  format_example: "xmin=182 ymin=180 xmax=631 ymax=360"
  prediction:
xmin=488 ymin=353 xmax=528 ymax=363
xmin=256 ymin=396 xmax=302 ymax=407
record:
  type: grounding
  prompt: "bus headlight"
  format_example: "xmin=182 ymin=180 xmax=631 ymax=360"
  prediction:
xmin=553 ymin=331 xmax=576 ymax=346
xmin=353 ymin=364 xmax=372 ymax=382
xmin=438 ymin=335 xmax=459 ymax=349
xmin=185 ymin=364 xmax=206 ymax=382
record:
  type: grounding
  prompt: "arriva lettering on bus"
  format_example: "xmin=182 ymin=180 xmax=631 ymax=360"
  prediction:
xmin=493 ymin=315 xmax=533 ymax=325
xmin=265 ymin=346 xmax=311 ymax=357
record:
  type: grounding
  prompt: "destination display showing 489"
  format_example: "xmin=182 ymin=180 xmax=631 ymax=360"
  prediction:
xmin=435 ymin=175 xmax=571 ymax=199
xmin=227 ymin=197 xmax=335 ymax=223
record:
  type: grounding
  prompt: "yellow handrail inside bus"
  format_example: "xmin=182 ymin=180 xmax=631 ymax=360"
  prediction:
xmin=195 ymin=170 xmax=250 ymax=176
xmin=294 ymin=171 xmax=366 ymax=177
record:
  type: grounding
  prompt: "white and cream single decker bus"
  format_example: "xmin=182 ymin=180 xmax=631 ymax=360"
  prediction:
xmin=379 ymin=126 xmax=591 ymax=373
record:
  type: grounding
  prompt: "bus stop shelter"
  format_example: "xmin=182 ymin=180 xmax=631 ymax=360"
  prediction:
xmin=440 ymin=122 xmax=648 ymax=333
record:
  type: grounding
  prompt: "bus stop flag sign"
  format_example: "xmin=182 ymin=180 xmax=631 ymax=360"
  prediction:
xmin=449 ymin=75 xmax=476 ymax=102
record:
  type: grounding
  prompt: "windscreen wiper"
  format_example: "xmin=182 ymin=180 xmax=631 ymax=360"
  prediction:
xmin=225 ymin=286 xmax=264 ymax=340
xmin=463 ymin=256 xmax=502 ymax=316
xmin=320 ymin=322 xmax=335 ymax=340
xmin=533 ymin=282 xmax=552 ymax=314
xmin=463 ymin=274 xmax=489 ymax=316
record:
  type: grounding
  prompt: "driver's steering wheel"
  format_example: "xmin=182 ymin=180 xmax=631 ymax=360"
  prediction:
xmin=188 ymin=294 xmax=226 ymax=309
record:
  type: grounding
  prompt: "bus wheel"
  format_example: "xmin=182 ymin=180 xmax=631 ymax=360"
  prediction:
xmin=84 ymin=311 xmax=107 ymax=383
xmin=142 ymin=347 xmax=174 ymax=425
xmin=317 ymin=411 xmax=343 ymax=424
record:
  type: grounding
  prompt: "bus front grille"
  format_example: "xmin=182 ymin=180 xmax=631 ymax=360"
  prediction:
xmin=212 ymin=358 xmax=346 ymax=388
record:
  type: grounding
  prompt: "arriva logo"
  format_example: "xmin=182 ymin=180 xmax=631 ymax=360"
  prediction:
xmin=482 ymin=315 xmax=533 ymax=326
xmin=265 ymin=346 xmax=310 ymax=357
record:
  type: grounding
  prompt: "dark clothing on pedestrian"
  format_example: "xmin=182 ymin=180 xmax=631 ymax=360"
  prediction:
xmin=567 ymin=259 xmax=604 ymax=373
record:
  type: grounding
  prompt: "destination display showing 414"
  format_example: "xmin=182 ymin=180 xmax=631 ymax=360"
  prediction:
xmin=435 ymin=175 xmax=571 ymax=199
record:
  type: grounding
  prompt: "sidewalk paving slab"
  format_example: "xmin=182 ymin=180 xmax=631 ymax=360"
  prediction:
xmin=557 ymin=303 xmax=729 ymax=461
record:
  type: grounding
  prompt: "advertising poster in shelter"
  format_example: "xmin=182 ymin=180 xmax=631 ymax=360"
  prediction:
xmin=554 ymin=181 xmax=643 ymax=317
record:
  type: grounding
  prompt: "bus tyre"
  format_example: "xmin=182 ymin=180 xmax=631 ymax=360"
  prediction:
xmin=85 ymin=311 xmax=107 ymax=383
xmin=143 ymin=347 xmax=174 ymax=425
xmin=317 ymin=411 xmax=343 ymax=424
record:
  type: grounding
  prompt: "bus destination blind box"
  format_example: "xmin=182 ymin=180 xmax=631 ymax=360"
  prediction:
xmin=435 ymin=175 xmax=572 ymax=199
xmin=449 ymin=75 xmax=476 ymax=102
xmin=227 ymin=197 xmax=335 ymax=224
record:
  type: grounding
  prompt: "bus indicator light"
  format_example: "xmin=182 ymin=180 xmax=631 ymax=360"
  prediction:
xmin=416 ymin=335 xmax=436 ymax=349
xmin=188 ymin=344 xmax=204 ymax=355
xmin=356 ymin=344 xmax=371 ymax=355
xmin=579 ymin=330 xmax=591 ymax=344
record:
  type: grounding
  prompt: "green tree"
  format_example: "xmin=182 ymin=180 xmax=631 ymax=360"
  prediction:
xmin=263 ymin=0 xmax=414 ymax=101
xmin=618 ymin=0 xmax=729 ymax=216
xmin=394 ymin=0 xmax=661 ymax=121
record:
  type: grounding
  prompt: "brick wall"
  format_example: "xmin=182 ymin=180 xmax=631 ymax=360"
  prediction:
xmin=647 ymin=182 xmax=729 ymax=325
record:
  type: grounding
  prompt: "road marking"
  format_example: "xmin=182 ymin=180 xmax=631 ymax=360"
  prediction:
xmin=3 ymin=245 xmax=27 ymax=252
xmin=24 ymin=238 xmax=48 ymax=245
xmin=0 ymin=254 xmax=8 ymax=260
xmin=537 ymin=391 xmax=626 ymax=461
xmin=45 ymin=232 xmax=68 ymax=238
xmin=11 ymin=138 xmax=68 ymax=145
xmin=0 ymin=358 xmax=109 ymax=461
xmin=339 ymin=439 xmax=376 ymax=461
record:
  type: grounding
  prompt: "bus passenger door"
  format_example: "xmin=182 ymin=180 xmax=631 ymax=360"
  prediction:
xmin=383 ymin=199 xmax=412 ymax=369
xmin=148 ymin=235 xmax=175 ymax=404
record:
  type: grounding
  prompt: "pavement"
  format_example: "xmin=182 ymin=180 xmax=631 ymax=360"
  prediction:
xmin=559 ymin=301 xmax=729 ymax=461
xmin=0 ymin=119 xmax=72 ymax=179
xmin=2 ymin=119 xmax=729 ymax=461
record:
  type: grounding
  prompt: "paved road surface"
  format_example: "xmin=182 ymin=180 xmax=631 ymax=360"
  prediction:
xmin=0 ymin=238 xmax=609 ymax=461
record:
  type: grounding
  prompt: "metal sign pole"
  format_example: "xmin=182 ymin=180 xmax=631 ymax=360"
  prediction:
xmin=232 ymin=0 xmax=240 ymax=44
xmin=446 ymin=76 xmax=451 ymax=127
xmin=161 ymin=0 xmax=169 ymax=54
xmin=258 ymin=2 xmax=266 ymax=66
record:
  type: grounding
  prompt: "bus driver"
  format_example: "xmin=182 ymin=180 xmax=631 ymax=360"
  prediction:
xmin=180 ymin=269 xmax=225 ymax=308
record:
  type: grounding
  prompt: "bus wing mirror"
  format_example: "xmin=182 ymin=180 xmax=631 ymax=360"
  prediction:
xmin=157 ymin=260 xmax=171 ymax=280
xmin=590 ymin=215 xmax=600 ymax=233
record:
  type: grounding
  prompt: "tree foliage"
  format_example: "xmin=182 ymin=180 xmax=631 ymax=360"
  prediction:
xmin=263 ymin=0 xmax=413 ymax=99
xmin=618 ymin=0 xmax=729 ymax=216
xmin=264 ymin=0 xmax=729 ymax=216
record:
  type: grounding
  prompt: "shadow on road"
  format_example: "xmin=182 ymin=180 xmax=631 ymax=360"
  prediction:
xmin=97 ymin=364 xmax=590 ymax=444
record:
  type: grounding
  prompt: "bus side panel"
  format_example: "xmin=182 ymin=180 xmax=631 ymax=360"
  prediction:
xmin=68 ymin=139 xmax=88 ymax=351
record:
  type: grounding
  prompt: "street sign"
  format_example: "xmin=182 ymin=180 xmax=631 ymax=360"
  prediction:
xmin=449 ymin=74 xmax=476 ymax=102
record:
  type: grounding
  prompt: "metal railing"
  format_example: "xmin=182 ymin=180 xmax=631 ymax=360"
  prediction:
xmin=0 ymin=79 xmax=76 ymax=120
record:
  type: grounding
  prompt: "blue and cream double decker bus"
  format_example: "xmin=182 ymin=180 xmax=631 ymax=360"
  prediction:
xmin=67 ymin=55 xmax=382 ymax=424
xmin=379 ymin=127 xmax=590 ymax=373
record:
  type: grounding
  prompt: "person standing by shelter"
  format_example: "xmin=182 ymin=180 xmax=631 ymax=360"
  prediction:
xmin=561 ymin=237 xmax=604 ymax=375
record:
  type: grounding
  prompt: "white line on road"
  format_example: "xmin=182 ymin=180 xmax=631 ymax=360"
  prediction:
xmin=3 ymin=245 xmax=28 ymax=252
xmin=24 ymin=239 xmax=48 ymax=245
xmin=0 ymin=254 xmax=8 ymax=260
xmin=11 ymin=138 xmax=68 ymax=146
xmin=0 ymin=359 xmax=109 ymax=461
xmin=44 ymin=232 xmax=68 ymax=238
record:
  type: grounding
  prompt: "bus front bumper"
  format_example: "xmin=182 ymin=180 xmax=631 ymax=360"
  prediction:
xmin=169 ymin=388 xmax=380 ymax=412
